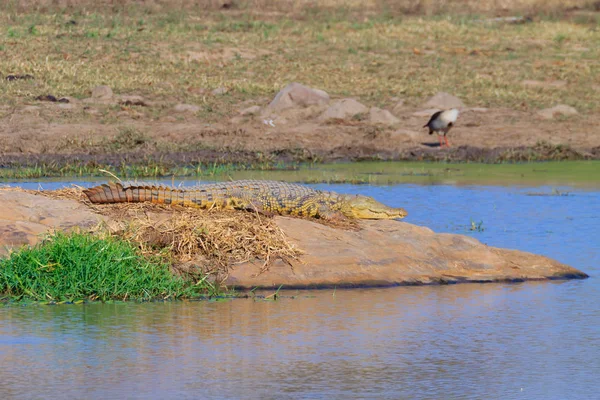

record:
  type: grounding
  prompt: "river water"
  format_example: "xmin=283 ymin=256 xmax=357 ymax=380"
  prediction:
xmin=1 ymin=179 xmax=599 ymax=399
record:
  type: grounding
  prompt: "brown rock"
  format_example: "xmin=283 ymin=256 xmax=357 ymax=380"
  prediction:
xmin=58 ymin=103 xmax=76 ymax=110
xmin=267 ymin=83 xmax=330 ymax=112
xmin=0 ymin=189 xmax=102 ymax=255
xmin=118 ymin=95 xmax=147 ymax=106
xmin=423 ymin=92 xmax=465 ymax=109
xmin=211 ymin=87 xmax=228 ymax=96
xmin=537 ymin=104 xmax=578 ymax=120
xmin=318 ymin=98 xmax=368 ymax=121
xmin=225 ymin=218 xmax=587 ymax=289
xmin=91 ymin=85 xmax=113 ymax=100
xmin=369 ymin=107 xmax=400 ymax=125
xmin=173 ymin=104 xmax=200 ymax=113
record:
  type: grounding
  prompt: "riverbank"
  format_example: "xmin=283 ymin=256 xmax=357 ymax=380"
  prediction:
xmin=1 ymin=2 xmax=598 ymax=176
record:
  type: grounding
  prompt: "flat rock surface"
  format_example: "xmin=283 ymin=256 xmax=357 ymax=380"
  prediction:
xmin=0 ymin=190 xmax=102 ymax=255
xmin=225 ymin=218 xmax=587 ymax=289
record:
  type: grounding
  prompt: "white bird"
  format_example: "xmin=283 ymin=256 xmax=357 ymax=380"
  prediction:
xmin=423 ymin=109 xmax=459 ymax=148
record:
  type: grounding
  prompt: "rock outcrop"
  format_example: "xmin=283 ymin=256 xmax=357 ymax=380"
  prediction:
xmin=0 ymin=189 xmax=102 ymax=255
xmin=267 ymin=83 xmax=330 ymax=112
xmin=0 ymin=190 xmax=587 ymax=288
xmin=225 ymin=218 xmax=587 ymax=288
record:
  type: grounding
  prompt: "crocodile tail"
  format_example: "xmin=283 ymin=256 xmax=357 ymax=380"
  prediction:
xmin=84 ymin=182 xmax=187 ymax=206
xmin=83 ymin=182 xmax=131 ymax=204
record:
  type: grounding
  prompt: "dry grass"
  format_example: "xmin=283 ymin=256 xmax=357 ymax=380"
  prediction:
xmin=0 ymin=0 xmax=597 ymax=122
xmin=38 ymin=187 xmax=301 ymax=285
xmin=6 ymin=0 xmax=594 ymax=16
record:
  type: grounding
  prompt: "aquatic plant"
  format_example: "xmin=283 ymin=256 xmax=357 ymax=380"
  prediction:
xmin=470 ymin=220 xmax=485 ymax=232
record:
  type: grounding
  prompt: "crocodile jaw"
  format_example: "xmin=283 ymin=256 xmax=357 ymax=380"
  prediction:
xmin=341 ymin=195 xmax=408 ymax=220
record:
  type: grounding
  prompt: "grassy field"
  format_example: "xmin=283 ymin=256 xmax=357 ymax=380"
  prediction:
xmin=0 ymin=0 xmax=598 ymax=123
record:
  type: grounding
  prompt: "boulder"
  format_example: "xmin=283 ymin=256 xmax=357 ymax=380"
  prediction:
xmin=225 ymin=218 xmax=587 ymax=288
xmin=537 ymin=104 xmax=578 ymax=120
xmin=267 ymin=83 xmax=330 ymax=112
xmin=318 ymin=98 xmax=368 ymax=121
xmin=423 ymin=92 xmax=465 ymax=109
xmin=91 ymin=85 xmax=113 ymax=100
xmin=369 ymin=107 xmax=400 ymax=125
xmin=0 ymin=189 xmax=102 ymax=255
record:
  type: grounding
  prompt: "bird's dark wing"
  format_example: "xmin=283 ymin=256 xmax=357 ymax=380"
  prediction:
xmin=423 ymin=111 xmax=443 ymax=128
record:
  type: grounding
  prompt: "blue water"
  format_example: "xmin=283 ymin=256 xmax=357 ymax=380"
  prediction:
xmin=1 ymin=180 xmax=598 ymax=399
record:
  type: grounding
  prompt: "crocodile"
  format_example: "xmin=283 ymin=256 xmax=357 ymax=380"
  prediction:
xmin=83 ymin=180 xmax=408 ymax=220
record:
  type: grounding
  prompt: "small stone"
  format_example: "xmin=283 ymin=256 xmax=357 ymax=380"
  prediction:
xmin=318 ymin=98 xmax=368 ymax=121
xmin=537 ymin=104 xmax=578 ymax=120
xmin=369 ymin=107 xmax=400 ymax=125
xmin=240 ymin=105 xmax=261 ymax=116
xmin=391 ymin=100 xmax=405 ymax=116
xmin=268 ymin=83 xmax=330 ymax=112
xmin=118 ymin=95 xmax=147 ymax=106
xmin=423 ymin=92 xmax=465 ymax=109
xmin=22 ymin=105 xmax=41 ymax=113
xmin=91 ymin=85 xmax=113 ymax=100
xmin=522 ymin=80 xmax=567 ymax=88
xmin=84 ymin=107 xmax=100 ymax=115
xmin=211 ymin=87 xmax=228 ymax=96
xmin=173 ymin=104 xmax=200 ymax=113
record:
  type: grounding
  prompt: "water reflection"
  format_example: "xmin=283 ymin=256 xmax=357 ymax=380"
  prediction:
xmin=1 ymin=280 xmax=598 ymax=399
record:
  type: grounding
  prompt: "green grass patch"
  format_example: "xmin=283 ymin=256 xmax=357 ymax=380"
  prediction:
xmin=0 ymin=232 xmax=214 ymax=303
xmin=1 ymin=160 xmax=599 ymax=187
xmin=215 ymin=160 xmax=600 ymax=188
xmin=0 ymin=160 xmax=290 ymax=180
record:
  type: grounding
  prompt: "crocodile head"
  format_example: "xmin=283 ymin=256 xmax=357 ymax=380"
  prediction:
xmin=339 ymin=194 xmax=408 ymax=220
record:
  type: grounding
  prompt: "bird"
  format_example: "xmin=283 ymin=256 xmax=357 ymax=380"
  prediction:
xmin=423 ymin=109 xmax=459 ymax=148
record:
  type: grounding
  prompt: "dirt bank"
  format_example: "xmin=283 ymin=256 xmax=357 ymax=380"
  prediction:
xmin=1 ymin=104 xmax=599 ymax=170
